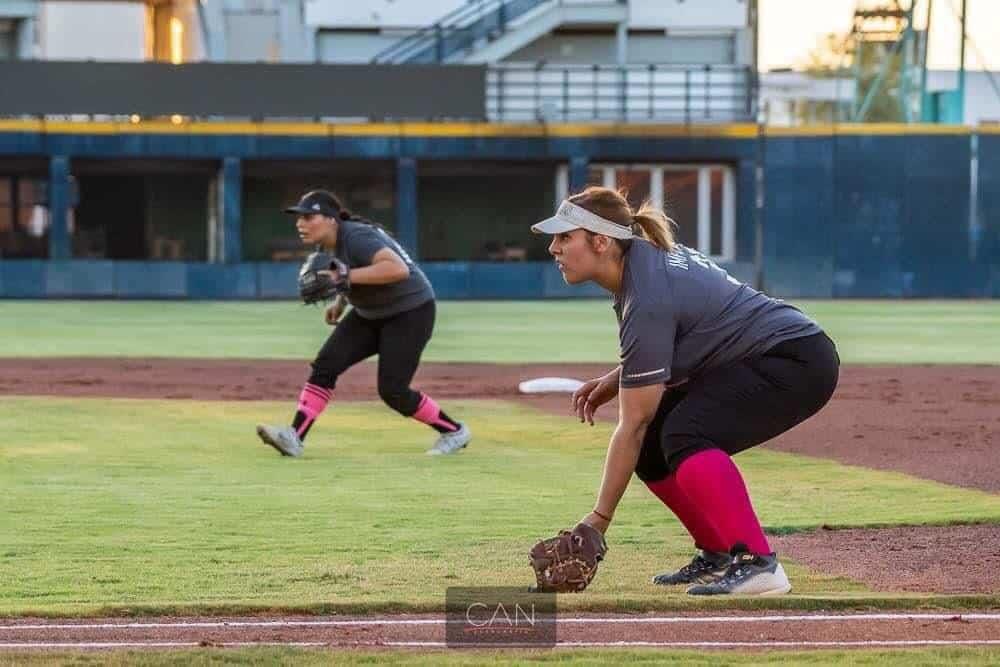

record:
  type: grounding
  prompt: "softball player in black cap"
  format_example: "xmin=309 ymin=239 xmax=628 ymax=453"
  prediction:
xmin=256 ymin=190 xmax=471 ymax=457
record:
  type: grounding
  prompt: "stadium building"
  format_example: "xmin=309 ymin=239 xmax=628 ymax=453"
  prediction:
xmin=0 ymin=0 xmax=996 ymax=298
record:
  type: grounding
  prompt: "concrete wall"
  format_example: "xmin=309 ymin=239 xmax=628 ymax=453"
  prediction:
xmin=310 ymin=0 xmax=750 ymax=65
xmin=927 ymin=70 xmax=1000 ymax=126
xmin=305 ymin=0 xmax=747 ymax=30
xmin=39 ymin=0 xmax=146 ymax=61
xmin=630 ymin=0 xmax=747 ymax=29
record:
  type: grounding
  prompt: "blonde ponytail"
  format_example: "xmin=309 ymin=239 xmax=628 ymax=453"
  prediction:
xmin=631 ymin=201 xmax=676 ymax=251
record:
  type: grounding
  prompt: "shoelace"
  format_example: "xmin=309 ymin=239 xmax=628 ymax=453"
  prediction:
xmin=720 ymin=566 xmax=749 ymax=584
xmin=679 ymin=556 xmax=717 ymax=577
xmin=716 ymin=558 xmax=762 ymax=586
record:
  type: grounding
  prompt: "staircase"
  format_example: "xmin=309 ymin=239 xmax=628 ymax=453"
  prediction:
xmin=371 ymin=0 xmax=626 ymax=65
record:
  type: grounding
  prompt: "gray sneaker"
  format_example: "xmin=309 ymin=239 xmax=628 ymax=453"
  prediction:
xmin=426 ymin=422 xmax=471 ymax=456
xmin=652 ymin=548 xmax=730 ymax=586
xmin=686 ymin=545 xmax=791 ymax=596
xmin=256 ymin=424 xmax=304 ymax=458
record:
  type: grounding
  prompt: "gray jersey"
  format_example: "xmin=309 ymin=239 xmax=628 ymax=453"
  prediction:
xmin=614 ymin=240 xmax=821 ymax=388
xmin=334 ymin=220 xmax=434 ymax=319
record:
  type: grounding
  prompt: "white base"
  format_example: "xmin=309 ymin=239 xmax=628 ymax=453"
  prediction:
xmin=517 ymin=377 xmax=585 ymax=394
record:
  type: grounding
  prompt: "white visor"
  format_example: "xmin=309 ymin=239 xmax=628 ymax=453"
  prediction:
xmin=531 ymin=200 xmax=634 ymax=240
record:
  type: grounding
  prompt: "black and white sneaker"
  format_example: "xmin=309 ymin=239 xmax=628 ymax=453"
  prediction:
xmin=686 ymin=544 xmax=791 ymax=596
xmin=652 ymin=549 xmax=730 ymax=586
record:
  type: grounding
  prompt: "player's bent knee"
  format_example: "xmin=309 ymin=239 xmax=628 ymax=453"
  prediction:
xmin=378 ymin=385 xmax=420 ymax=415
xmin=663 ymin=436 xmax=721 ymax=475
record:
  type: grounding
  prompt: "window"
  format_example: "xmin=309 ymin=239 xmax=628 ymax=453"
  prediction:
xmin=68 ymin=160 xmax=212 ymax=261
xmin=420 ymin=162 xmax=554 ymax=262
xmin=556 ymin=163 xmax=735 ymax=262
xmin=0 ymin=19 xmax=19 ymax=61
xmin=0 ymin=177 xmax=52 ymax=259
xmin=658 ymin=35 xmax=736 ymax=65
xmin=149 ymin=1 xmax=195 ymax=64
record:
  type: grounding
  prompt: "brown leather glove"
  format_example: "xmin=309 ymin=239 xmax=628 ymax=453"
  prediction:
xmin=528 ymin=523 xmax=607 ymax=593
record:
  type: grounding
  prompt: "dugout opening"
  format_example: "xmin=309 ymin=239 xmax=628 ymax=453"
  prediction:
xmin=242 ymin=160 xmax=396 ymax=262
xmin=71 ymin=159 xmax=214 ymax=261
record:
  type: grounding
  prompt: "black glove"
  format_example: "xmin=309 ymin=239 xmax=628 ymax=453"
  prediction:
xmin=298 ymin=251 xmax=349 ymax=305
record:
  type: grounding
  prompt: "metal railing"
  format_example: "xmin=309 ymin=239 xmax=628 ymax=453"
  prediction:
xmin=487 ymin=63 xmax=754 ymax=123
xmin=371 ymin=0 xmax=550 ymax=64
xmin=0 ymin=61 xmax=750 ymax=124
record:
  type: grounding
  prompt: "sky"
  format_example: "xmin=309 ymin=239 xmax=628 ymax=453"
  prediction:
xmin=759 ymin=0 xmax=1000 ymax=72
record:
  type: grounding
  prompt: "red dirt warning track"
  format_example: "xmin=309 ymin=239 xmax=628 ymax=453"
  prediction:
xmin=1 ymin=613 xmax=999 ymax=651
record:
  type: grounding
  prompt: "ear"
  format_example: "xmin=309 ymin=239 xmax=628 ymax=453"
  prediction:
xmin=590 ymin=234 xmax=613 ymax=254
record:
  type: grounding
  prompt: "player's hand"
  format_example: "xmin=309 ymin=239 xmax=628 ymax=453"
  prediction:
xmin=572 ymin=372 xmax=619 ymax=425
xmin=325 ymin=300 xmax=346 ymax=325
xmin=317 ymin=257 xmax=351 ymax=293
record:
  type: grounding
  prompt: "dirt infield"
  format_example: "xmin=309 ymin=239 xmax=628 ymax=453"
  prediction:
xmin=2 ymin=612 xmax=1000 ymax=651
xmin=2 ymin=357 xmax=998 ymax=600
xmin=773 ymin=524 xmax=1000 ymax=595
xmin=2 ymin=358 xmax=997 ymax=492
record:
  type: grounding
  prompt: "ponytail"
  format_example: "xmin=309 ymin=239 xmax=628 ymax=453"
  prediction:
xmin=568 ymin=186 xmax=677 ymax=253
xmin=631 ymin=201 xmax=676 ymax=252
xmin=333 ymin=200 xmax=386 ymax=232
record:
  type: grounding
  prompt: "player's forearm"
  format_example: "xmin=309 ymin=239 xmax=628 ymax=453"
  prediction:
xmin=590 ymin=421 xmax=646 ymax=528
xmin=349 ymin=260 xmax=410 ymax=285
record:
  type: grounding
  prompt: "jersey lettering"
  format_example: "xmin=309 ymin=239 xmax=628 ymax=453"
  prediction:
xmin=377 ymin=228 xmax=415 ymax=266
xmin=687 ymin=248 xmax=740 ymax=286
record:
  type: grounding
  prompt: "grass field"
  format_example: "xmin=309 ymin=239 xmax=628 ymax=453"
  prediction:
xmin=2 ymin=396 xmax=998 ymax=616
xmin=1 ymin=300 xmax=999 ymax=363
xmin=2 ymin=299 xmax=998 ymax=661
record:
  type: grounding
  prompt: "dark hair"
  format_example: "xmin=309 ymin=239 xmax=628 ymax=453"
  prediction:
xmin=315 ymin=189 xmax=384 ymax=230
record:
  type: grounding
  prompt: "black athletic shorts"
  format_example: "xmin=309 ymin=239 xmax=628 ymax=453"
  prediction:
xmin=308 ymin=298 xmax=435 ymax=416
xmin=634 ymin=332 xmax=840 ymax=482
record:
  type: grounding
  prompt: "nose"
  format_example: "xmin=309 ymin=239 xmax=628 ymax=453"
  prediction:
xmin=548 ymin=237 xmax=559 ymax=256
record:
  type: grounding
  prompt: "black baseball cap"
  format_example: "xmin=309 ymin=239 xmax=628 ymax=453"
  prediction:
xmin=284 ymin=190 xmax=341 ymax=217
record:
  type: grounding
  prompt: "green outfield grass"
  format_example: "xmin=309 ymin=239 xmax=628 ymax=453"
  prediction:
xmin=1 ymin=299 xmax=998 ymax=364
xmin=2 ymin=396 xmax=998 ymax=617
xmin=9 ymin=648 xmax=1000 ymax=666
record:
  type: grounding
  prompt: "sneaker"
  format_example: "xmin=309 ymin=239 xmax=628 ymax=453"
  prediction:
xmin=426 ymin=422 xmax=471 ymax=456
xmin=652 ymin=549 xmax=729 ymax=586
xmin=256 ymin=424 xmax=304 ymax=458
xmin=686 ymin=544 xmax=791 ymax=596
